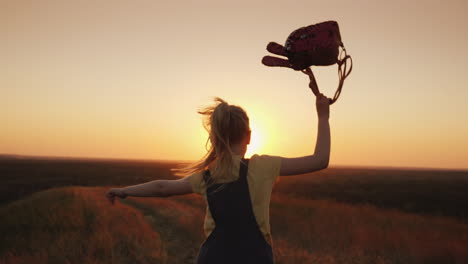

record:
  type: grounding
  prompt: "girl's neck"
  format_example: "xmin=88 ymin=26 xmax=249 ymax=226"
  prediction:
xmin=231 ymin=143 xmax=247 ymax=157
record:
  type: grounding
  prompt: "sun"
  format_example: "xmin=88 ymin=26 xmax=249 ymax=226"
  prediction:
xmin=245 ymin=122 xmax=263 ymax=158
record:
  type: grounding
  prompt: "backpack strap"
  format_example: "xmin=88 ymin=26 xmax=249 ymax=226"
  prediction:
xmin=332 ymin=46 xmax=353 ymax=105
xmin=301 ymin=45 xmax=353 ymax=105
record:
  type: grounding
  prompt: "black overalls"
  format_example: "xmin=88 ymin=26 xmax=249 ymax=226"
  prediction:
xmin=196 ymin=158 xmax=274 ymax=264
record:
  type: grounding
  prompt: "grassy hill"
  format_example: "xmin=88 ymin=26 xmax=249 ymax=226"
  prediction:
xmin=1 ymin=158 xmax=468 ymax=263
xmin=0 ymin=187 xmax=163 ymax=264
xmin=1 ymin=186 xmax=467 ymax=263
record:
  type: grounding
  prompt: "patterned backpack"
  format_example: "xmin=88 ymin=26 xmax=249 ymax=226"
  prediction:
xmin=262 ymin=21 xmax=353 ymax=104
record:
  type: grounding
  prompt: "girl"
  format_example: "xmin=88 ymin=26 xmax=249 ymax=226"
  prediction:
xmin=106 ymin=68 xmax=331 ymax=263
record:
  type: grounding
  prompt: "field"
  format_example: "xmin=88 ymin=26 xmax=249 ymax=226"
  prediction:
xmin=1 ymin=157 xmax=468 ymax=263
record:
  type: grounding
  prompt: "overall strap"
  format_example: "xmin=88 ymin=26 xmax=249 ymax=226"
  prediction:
xmin=203 ymin=168 xmax=211 ymax=184
xmin=203 ymin=158 xmax=252 ymax=224
xmin=239 ymin=158 xmax=249 ymax=181
xmin=197 ymin=157 xmax=273 ymax=264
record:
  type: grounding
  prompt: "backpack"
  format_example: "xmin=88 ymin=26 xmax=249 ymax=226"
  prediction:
xmin=262 ymin=21 xmax=353 ymax=104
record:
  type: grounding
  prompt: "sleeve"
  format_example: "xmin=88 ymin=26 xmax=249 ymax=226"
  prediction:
xmin=251 ymin=154 xmax=283 ymax=185
xmin=184 ymin=171 xmax=205 ymax=195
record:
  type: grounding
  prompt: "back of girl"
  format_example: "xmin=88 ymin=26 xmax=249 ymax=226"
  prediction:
xmin=106 ymin=70 xmax=331 ymax=263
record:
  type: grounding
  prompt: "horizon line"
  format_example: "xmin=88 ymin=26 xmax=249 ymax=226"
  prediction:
xmin=1 ymin=153 xmax=467 ymax=172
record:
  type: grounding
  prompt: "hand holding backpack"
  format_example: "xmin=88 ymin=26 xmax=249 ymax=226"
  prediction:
xmin=262 ymin=21 xmax=353 ymax=105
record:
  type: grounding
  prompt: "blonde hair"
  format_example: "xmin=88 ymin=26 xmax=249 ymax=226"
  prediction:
xmin=172 ymin=97 xmax=250 ymax=185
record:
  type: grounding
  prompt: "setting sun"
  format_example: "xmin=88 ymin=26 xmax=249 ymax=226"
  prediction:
xmin=1 ymin=0 xmax=467 ymax=170
xmin=246 ymin=122 xmax=263 ymax=158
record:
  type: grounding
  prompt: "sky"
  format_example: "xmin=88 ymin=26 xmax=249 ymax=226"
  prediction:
xmin=1 ymin=0 xmax=468 ymax=170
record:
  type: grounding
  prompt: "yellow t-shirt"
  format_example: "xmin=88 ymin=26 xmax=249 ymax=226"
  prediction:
xmin=185 ymin=153 xmax=282 ymax=246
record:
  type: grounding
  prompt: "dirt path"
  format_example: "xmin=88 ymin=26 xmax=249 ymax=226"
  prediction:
xmin=122 ymin=198 xmax=203 ymax=264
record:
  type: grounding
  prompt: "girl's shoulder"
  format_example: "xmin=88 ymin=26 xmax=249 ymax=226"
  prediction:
xmin=185 ymin=154 xmax=283 ymax=195
xmin=249 ymin=154 xmax=282 ymax=182
xmin=184 ymin=170 xmax=205 ymax=195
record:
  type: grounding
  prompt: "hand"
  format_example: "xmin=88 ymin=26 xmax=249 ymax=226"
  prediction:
xmin=316 ymin=93 xmax=330 ymax=119
xmin=106 ymin=188 xmax=127 ymax=205
xmin=301 ymin=67 xmax=319 ymax=95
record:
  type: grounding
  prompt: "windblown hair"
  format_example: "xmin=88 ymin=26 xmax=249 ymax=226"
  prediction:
xmin=172 ymin=97 xmax=250 ymax=186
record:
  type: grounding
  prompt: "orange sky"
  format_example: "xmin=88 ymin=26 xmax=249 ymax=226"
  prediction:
xmin=2 ymin=0 xmax=468 ymax=170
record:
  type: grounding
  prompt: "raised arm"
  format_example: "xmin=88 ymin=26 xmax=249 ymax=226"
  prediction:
xmin=106 ymin=177 xmax=193 ymax=205
xmin=279 ymin=69 xmax=331 ymax=176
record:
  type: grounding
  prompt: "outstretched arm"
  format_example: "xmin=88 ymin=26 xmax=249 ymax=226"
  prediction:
xmin=106 ymin=177 xmax=193 ymax=205
xmin=279 ymin=69 xmax=331 ymax=176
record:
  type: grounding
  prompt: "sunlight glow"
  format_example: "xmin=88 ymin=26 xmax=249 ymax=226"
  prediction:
xmin=2 ymin=0 xmax=468 ymax=169
xmin=245 ymin=119 xmax=263 ymax=158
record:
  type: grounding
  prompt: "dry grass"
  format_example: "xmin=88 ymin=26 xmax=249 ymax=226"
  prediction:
xmin=0 ymin=186 xmax=163 ymax=264
xmin=1 ymin=158 xmax=468 ymax=263
xmin=121 ymin=194 xmax=206 ymax=263
xmin=271 ymin=194 xmax=468 ymax=264
xmin=2 ymin=187 xmax=468 ymax=263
